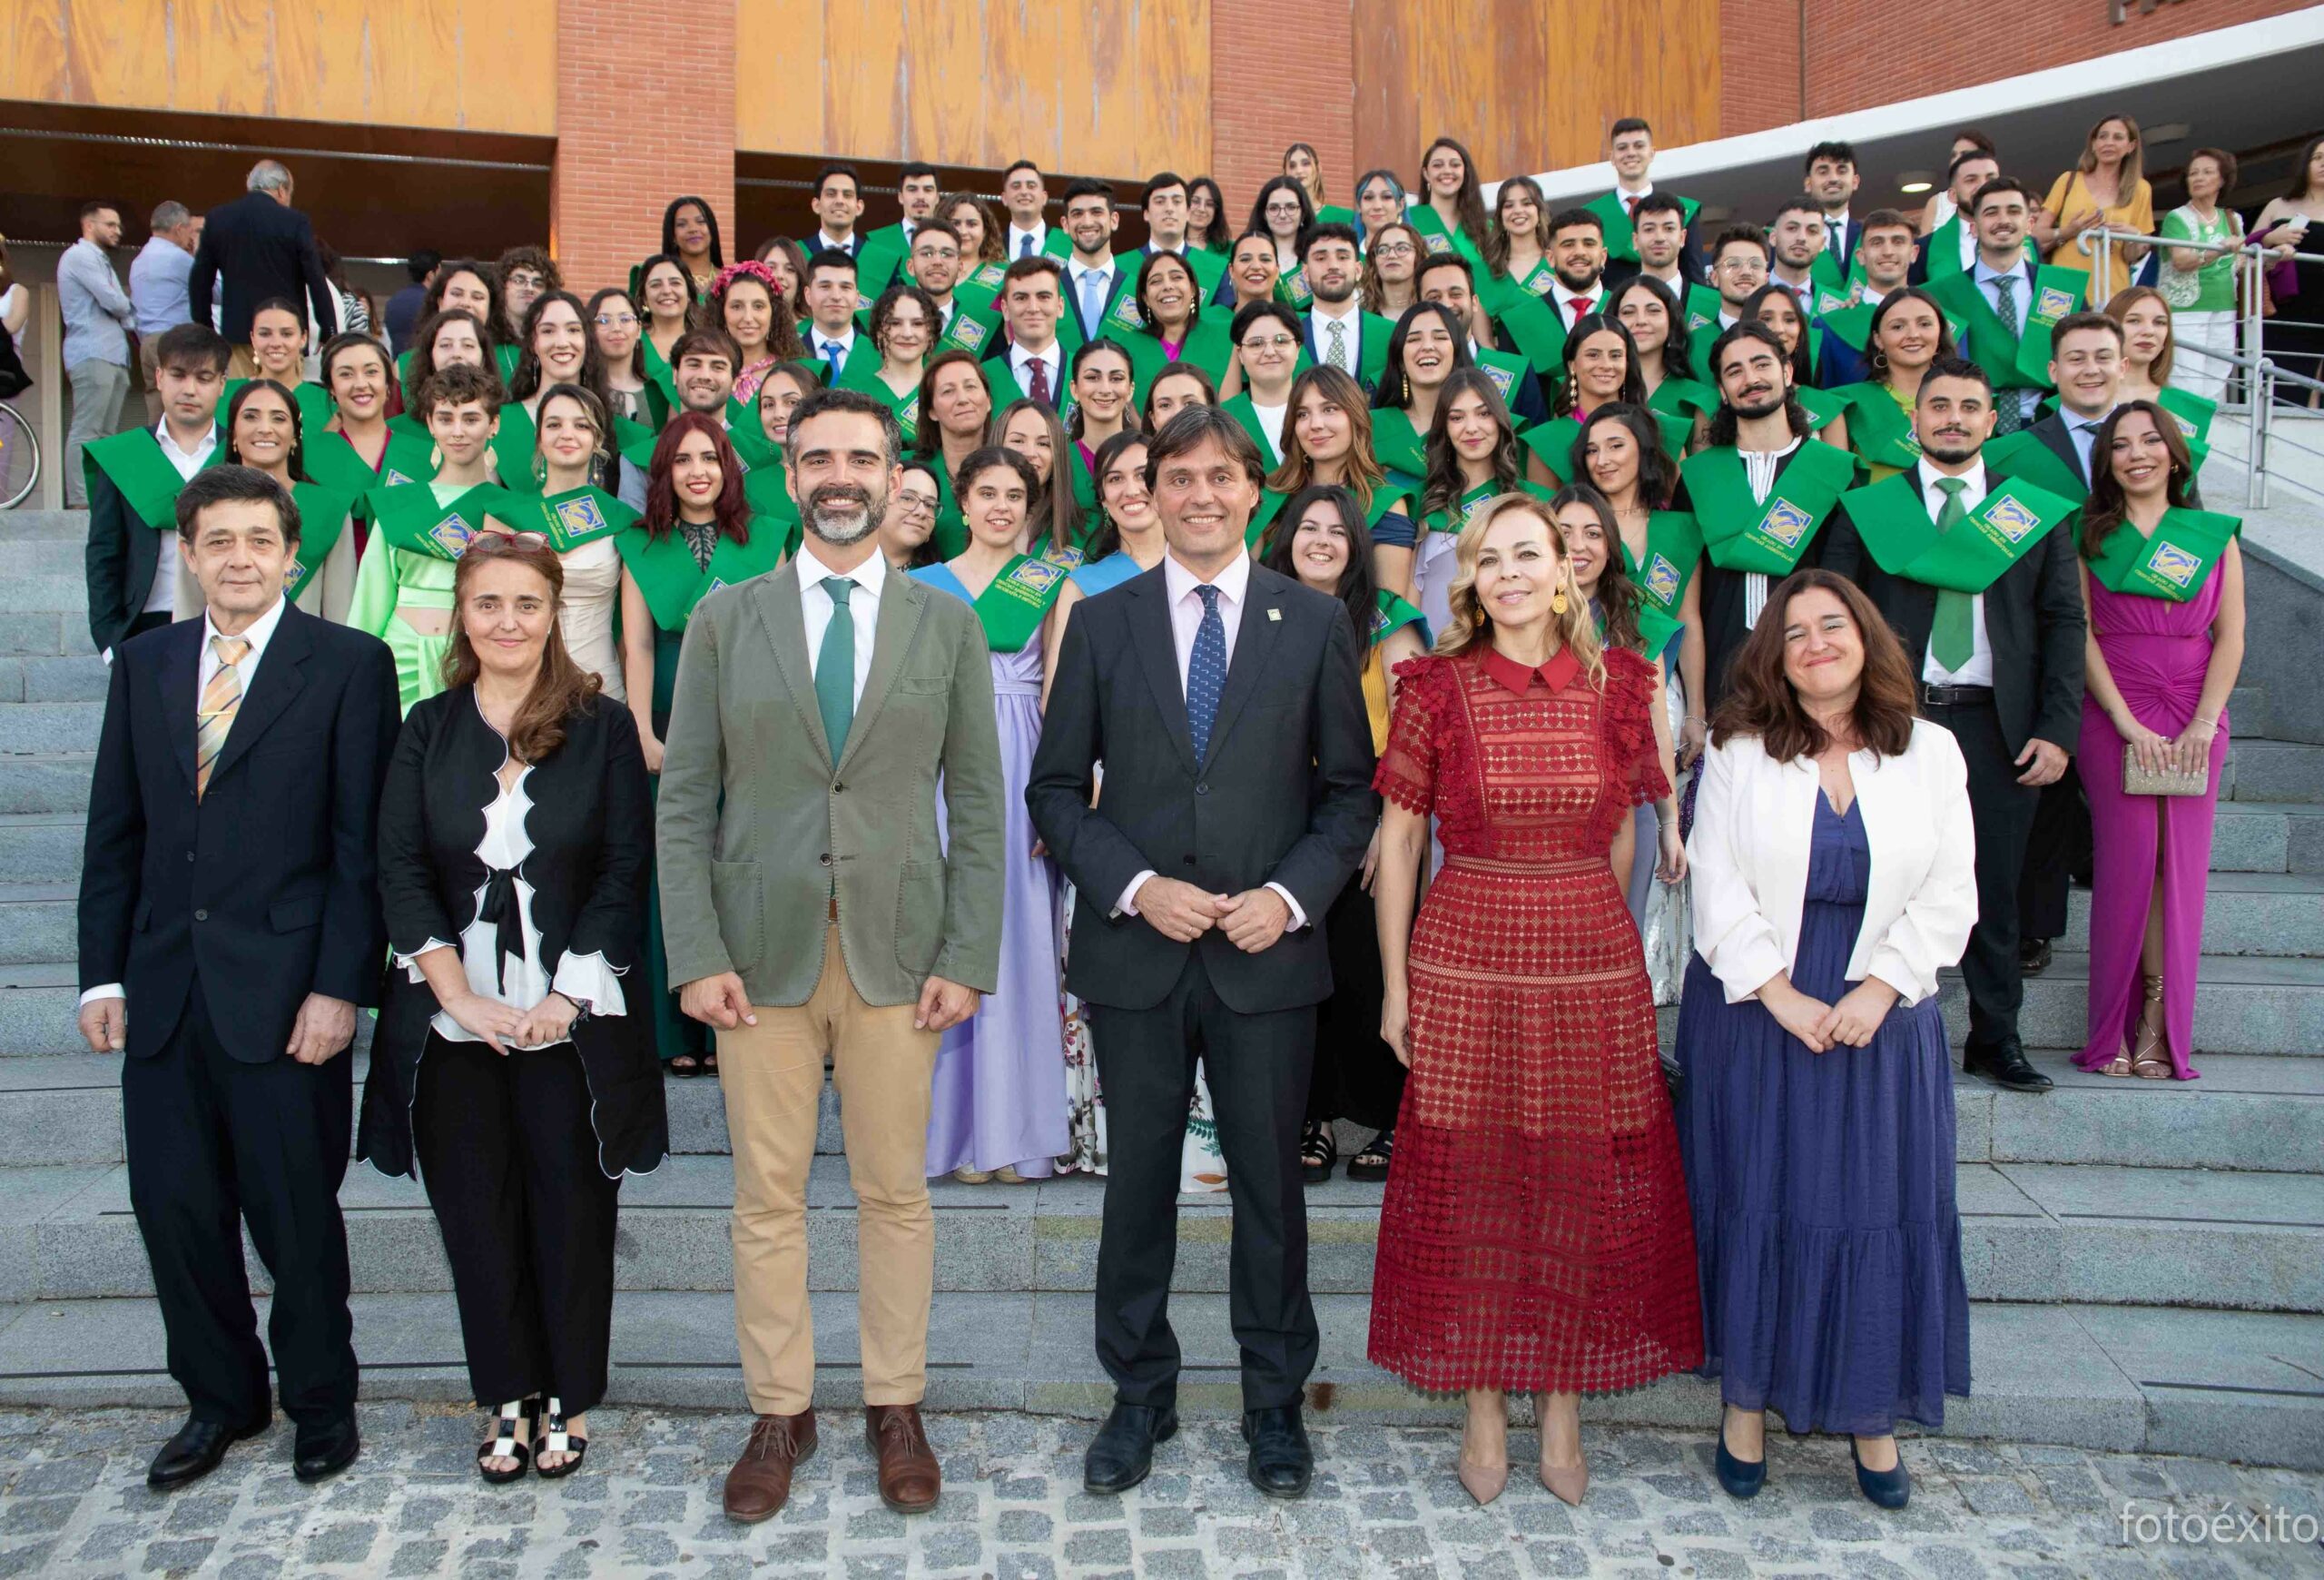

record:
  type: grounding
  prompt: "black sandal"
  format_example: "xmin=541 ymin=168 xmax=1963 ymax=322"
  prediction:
xmin=667 ymin=1054 xmax=702 ymax=1079
xmin=1300 ymin=1120 xmax=1336 ymax=1184
xmin=535 ymin=1396 xmax=588 ymax=1480
xmin=477 ymin=1397 xmax=537 ymax=1485
xmin=702 ymin=1050 xmax=718 ymax=1076
xmin=1345 ymin=1127 xmax=1394 ymax=1182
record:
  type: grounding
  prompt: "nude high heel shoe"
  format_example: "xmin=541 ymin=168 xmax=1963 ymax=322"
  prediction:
xmin=2130 ymin=974 xmax=2172 ymax=1079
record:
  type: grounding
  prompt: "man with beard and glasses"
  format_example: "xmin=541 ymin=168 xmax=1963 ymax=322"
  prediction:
xmin=1825 ymin=358 xmax=2083 ymax=1096
xmin=655 ymin=387 xmax=1006 ymax=1524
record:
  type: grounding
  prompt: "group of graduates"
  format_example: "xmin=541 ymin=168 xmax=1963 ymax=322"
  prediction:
xmin=74 ymin=112 xmax=2256 ymax=1511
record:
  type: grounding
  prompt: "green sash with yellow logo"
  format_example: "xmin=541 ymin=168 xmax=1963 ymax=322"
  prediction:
xmin=524 ymin=486 xmax=639 ymax=552
xmin=1926 ymin=263 xmax=2092 ymax=390
xmin=1408 ymin=205 xmax=1484 ymax=269
xmin=1832 ymin=382 xmax=1922 ymax=473
xmin=1842 ymin=471 xmax=2076 ymax=592
xmin=1248 ymin=478 xmax=1407 ymax=551
xmin=1419 ymin=478 xmax=1555 ymax=535
xmin=614 ymin=519 xmax=786 ymax=632
xmin=1518 ymin=410 xmax=1694 ymax=484
xmin=921 ymin=553 xmax=1070 ymax=653
xmin=367 ymin=482 xmax=523 ymax=562
xmin=1368 ymin=406 xmax=1427 ymax=482
xmin=1371 ymin=588 xmax=1429 ymax=647
xmin=1620 ymin=510 xmax=1705 ymax=617
xmin=303 ymin=430 xmax=387 ymax=508
xmin=1683 ymin=439 xmax=1856 ymax=575
xmin=2086 ymin=507 xmax=2238 ymax=603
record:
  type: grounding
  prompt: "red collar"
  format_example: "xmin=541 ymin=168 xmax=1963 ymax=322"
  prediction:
xmin=1480 ymin=644 xmax=1581 ymax=698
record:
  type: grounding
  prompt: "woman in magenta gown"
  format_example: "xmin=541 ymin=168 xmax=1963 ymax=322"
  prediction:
xmin=2071 ymin=401 xmax=2246 ymax=1081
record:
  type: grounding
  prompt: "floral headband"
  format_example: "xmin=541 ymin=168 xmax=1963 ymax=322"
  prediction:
xmin=710 ymin=259 xmax=784 ymax=303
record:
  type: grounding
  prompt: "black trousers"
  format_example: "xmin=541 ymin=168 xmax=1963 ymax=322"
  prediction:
xmin=1308 ymin=876 xmax=1407 ymax=1133
xmin=2019 ymin=765 xmax=2093 ymax=943
xmin=1925 ymin=696 xmax=2040 ymax=1049
xmin=123 ymin=979 xmax=356 ymax=1429
xmin=411 ymin=1032 xmax=621 ymax=1414
xmin=1089 ymin=951 xmax=1319 ymax=1411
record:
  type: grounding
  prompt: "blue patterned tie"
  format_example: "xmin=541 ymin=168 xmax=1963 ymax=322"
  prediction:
xmin=1187 ymin=584 xmax=1226 ymax=765
xmin=1081 ymin=269 xmax=1107 ymax=337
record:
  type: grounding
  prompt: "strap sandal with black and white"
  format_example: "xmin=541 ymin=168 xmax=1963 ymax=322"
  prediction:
xmin=536 ymin=1396 xmax=589 ymax=1479
xmin=1345 ymin=1126 xmax=1395 ymax=1182
xmin=477 ymin=1397 xmax=537 ymax=1485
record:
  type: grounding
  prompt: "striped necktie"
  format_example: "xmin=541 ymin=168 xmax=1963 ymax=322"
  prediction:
xmin=196 ymin=635 xmax=251 ymax=801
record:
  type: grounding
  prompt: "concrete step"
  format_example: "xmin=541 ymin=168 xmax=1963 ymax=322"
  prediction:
xmin=2212 ymin=801 xmax=2324 ymax=874
xmin=2061 ymin=871 xmax=2324 ymax=956
xmin=2227 ymin=683 xmax=2270 ymax=738
xmin=0 ymin=541 xmax=93 ymax=578
xmin=0 ymin=701 xmax=103 ymax=755
xmin=0 ymin=962 xmax=85 ymax=1056
xmin=0 ymin=577 xmax=89 ymax=616
xmin=0 ymin=753 xmax=93 ymax=814
xmin=0 ymin=884 xmax=75 ymax=965
xmin=0 ymin=1289 xmax=2310 ymax=1467
xmin=9 ymin=1140 xmax=2319 ymax=1313
xmin=0 ymin=616 xmax=95 ymax=659
xmin=2226 ymin=738 xmax=2324 ymax=804
xmin=1942 ymin=952 xmax=2324 ymax=1056
xmin=0 ymin=655 xmax=106 ymax=704
xmin=0 ymin=815 xmax=84 ymax=883
xmin=0 ymin=511 xmax=90 ymax=541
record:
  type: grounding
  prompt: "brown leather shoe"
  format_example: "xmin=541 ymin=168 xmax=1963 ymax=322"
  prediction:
xmin=865 ymin=1403 xmax=940 ymax=1513
xmin=723 ymin=1409 xmax=817 ymax=1524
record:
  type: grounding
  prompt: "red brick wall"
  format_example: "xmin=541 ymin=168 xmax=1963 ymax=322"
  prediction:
xmin=1719 ymin=0 xmax=1803 ymax=134
xmin=550 ymin=0 xmax=735 ymax=296
xmin=1207 ymin=0 xmax=1354 ymax=222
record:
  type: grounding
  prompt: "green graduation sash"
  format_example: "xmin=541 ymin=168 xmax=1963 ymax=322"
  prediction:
xmin=303 ymin=429 xmax=387 ymax=508
xmin=1219 ymin=395 xmax=1282 ymax=467
xmin=1984 ymin=428 xmax=2092 ymax=504
xmin=1925 ymin=263 xmax=2091 ymax=390
xmin=1924 ymin=215 xmax=1969 ymax=281
xmin=1315 ymin=203 xmax=1359 ymax=230
xmin=367 ymin=482 xmax=522 ymax=562
xmin=1684 ymin=286 xmax=1736 ymax=382
xmin=1832 ymin=382 xmax=1922 ymax=472
xmin=83 ymin=428 xmax=222 ymax=529
xmin=1584 ymin=190 xmax=1699 ymax=264
xmin=742 ymin=463 xmax=799 ymax=525
xmin=524 ymin=486 xmax=640 ymax=552
xmin=1648 ymin=377 xmax=1718 ymax=425
xmin=1112 ymin=244 xmax=1228 ymax=297
xmin=1247 ymin=478 xmax=1406 ymax=551
xmin=379 ymin=420 xmax=437 ymax=487
xmin=1472 ymin=345 xmax=1532 ymax=414
xmin=954 ymin=261 xmax=1009 ymax=317
xmin=1518 ymin=410 xmax=1694 ymax=482
xmin=837 ymin=361 xmax=922 ymax=445
xmin=1620 ymin=510 xmax=1705 ymax=617
xmin=1369 ymin=406 xmax=1427 ymax=480
xmin=614 ymin=520 xmax=787 ymax=632
xmin=283 ymin=480 xmax=356 ymax=603
xmin=1814 ymin=297 xmax=1967 ymax=356
xmin=1842 ymin=471 xmax=2075 ymax=592
xmin=493 ymin=404 xmax=541 ymax=496
xmin=1491 ymin=288 xmax=1569 ymax=382
xmin=961 ymin=553 xmax=1070 ymax=653
xmin=1120 ymin=317 xmax=1235 ymax=400
xmin=1602 ymin=593 xmax=1684 ymax=660
xmin=2086 ymin=507 xmax=2239 ymax=602
xmin=724 ymin=413 xmax=783 ymax=476
xmin=223 ymin=377 xmax=337 ymax=441
xmin=2159 ymin=386 xmax=2217 ymax=444
xmin=857 ymin=224 xmax=911 ymax=296
xmin=1276 ymin=264 xmax=1314 ymax=311
xmin=936 ymin=301 xmax=1004 ymax=360
xmin=1371 ymin=588 xmax=1428 ymax=647
xmin=1420 ymin=478 xmax=1554 ymax=535
xmin=1796 ymin=384 xmax=1846 ymax=437
xmin=1683 ymin=439 xmax=1856 ymax=575
xmin=1408 ymin=205 xmax=1484 ymax=269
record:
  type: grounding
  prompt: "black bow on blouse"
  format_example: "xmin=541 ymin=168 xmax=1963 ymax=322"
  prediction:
xmin=477 ymin=865 xmax=525 ymax=996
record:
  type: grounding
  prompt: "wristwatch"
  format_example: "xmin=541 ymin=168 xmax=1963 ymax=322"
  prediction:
xmin=551 ymin=991 xmax=590 ymax=1029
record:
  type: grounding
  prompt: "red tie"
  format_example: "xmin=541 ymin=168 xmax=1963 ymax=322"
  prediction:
xmin=1027 ymin=354 xmax=1050 ymax=407
xmin=1570 ymin=296 xmax=1596 ymax=323
xmin=1625 ymin=195 xmax=1643 ymax=220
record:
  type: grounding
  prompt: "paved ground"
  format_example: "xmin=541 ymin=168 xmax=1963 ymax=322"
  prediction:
xmin=0 ymin=1406 xmax=2315 ymax=1577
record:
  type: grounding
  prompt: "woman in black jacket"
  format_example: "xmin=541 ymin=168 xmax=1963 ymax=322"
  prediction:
xmin=359 ymin=530 xmax=665 ymax=1484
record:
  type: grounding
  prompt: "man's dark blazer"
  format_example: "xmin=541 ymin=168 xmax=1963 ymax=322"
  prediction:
xmin=1690 ymin=441 xmax=1837 ymax=711
xmin=1027 ymin=561 xmax=1377 ymax=1014
xmin=188 ymin=191 xmax=336 ymax=346
xmin=84 ymin=465 xmax=168 ymax=657
xmin=77 ymin=604 xmax=401 ymax=1062
xmin=1822 ymin=469 xmax=2087 ymax=755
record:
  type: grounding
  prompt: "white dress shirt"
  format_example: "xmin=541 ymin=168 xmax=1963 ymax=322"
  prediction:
xmin=82 ymin=596 xmax=290 ymax=1008
xmin=147 ymin=420 xmax=218 ymax=617
xmin=1550 ymin=278 xmax=1602 ymax=324
xmin=1007 ymin=222 xmax=1051 ymax=260
xmin=2063 ymin=406 xmax=2112 ymax=483
xmin=1249 ymin=400 xmax=1289 ymax=460
xmin=1915 ymin=457 xmax=1994 ymax=687
xmin=814 ymin=231 xmax=858 ymax=257
xmin=1115 ymin=550 xmax=1307 ymax=929
xmin=1310 ymin=299 xmax=1364 ymax=375
xmin=795 ymin=541 xmax=886 ymax=709
xmin=1738 ymin=436 xmax=1804 ymax=632
xmin=1824 ymin=209 xmax=1852 ymax=258
xmin=810 ymin=324 xmax=857 ymax=373
xmin=1009 ymin=340 xmax=1064 ymax=400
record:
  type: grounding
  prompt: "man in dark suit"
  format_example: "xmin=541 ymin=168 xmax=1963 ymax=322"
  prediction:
xmin=1028 ymin=406 xmax=1376 ymax=1502
xmin=187 ymin=160 xmax=335 ymax=375
xmin=84 ymin=324 xmax=231 ymax=657
xmin=1301 ymin=223 xmax=1393 ymax=393
xmin=1823 ymin=359 xmax=2085 ymax=1095
xmin=77 ymin=466 xmax=400 ymax=1489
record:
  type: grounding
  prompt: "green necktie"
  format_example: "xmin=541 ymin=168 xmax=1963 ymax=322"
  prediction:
xmin=815 ymin=577 xmax=855 ymax=761
xmin=1929 ymin=477 xmax=1976 ymax=671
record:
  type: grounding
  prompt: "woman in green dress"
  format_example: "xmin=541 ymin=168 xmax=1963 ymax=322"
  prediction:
xmin=1485 ymin=176 xmax=1556 ymax=301
xmin=992 ymin=397 xmax=1087 ymax=558
xmin=913 ymin=349 xmax=998 ymax=558
xmin=311 ymin=331 xmax=402 ymax=504
xmin=637 ymin=254 xmax=696 ymax=392
xmin=2107 ymin=285 xmax=2219 ymax=449
xmin=223 ymin=379 xmax=359 ymax=623
xmin=1186 ymin=177 xmax=1229 ymax=260
xmin=395 ymin=310 xmax=503 ymax=465
xmin=586 ymin=286 xmax=652 ymax=427
xmin=1116 ymin=252 xmax=1233 ymax=400
xmin=350 ymin=362 xmax=523 ymax=713
xmin=1741 ymin=285 xmax=1851 ymax=450
xmin=1523 ymin=315 xmax=1649 ymax=485
xmin=1284 ymin=142 xmax=1356 ymax=228
xmin=1606 ymin=274 xmax=1718 ymax=449
xmin=1372 ymin=301 xmax=1472 ymax=489
xmin=846 ymin=281 xmax=939 ymax=444
xmin=1829 ymin=287 xmax=1955 ymax=484
xmin=1413 ymin=136 xmax=1492 ymax=266
xmin=615 ymin=410 xmax=787 ymax=1076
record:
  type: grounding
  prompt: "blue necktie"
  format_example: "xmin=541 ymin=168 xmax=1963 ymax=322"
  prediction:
xmin=1187 ymin=585 xmax=1226 ymax=765
xmin=822 ymin=338 xmax=843 ymax=385
xmin=1081 ymin=269 xmax=1107 ymax=335
xmin=1019 ymin=232 xmax=1034 ymax=260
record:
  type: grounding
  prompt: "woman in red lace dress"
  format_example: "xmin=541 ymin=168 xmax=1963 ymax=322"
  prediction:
xmin=1370 ymin=492 xmax=1701 ymax=1508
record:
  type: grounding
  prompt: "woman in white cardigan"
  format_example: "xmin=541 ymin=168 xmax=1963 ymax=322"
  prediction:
xmin=1674 ymin=568 xmax=1977 ymax=1515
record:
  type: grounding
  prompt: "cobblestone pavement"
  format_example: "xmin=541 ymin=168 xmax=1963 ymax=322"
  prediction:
xmin=0 ymin=1405 xmax=2316 ymax=1577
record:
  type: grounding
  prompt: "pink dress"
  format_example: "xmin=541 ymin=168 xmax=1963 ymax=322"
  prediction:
xmin=2073 ymin=573 xmax=2229 ymax=1080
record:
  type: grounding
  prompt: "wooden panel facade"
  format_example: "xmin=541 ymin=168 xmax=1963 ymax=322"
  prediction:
xmin=0 ymin=0 xmax=557 ymax=133
xmin=734 ymin=0 xmax=1212 ymax=178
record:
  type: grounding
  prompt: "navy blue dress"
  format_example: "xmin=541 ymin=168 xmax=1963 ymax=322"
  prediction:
xmin=1675 ymin=795 xmax=1971 ymax=1434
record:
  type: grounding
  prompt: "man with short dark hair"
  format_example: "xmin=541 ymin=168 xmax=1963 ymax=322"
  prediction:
xmin=989 ymin=256 xmax=1069 ymax=408
xmin=858 ymin=163 xmax=940 ymax=292
xmin=383 ymin=249 xmax=441 ymax=354
xmin=79 ymin=463 xmax=399 ymax=1490
xmin=1823 ymin=357 xmax=2084 ymax=1094
xmin=902 ymin=219 xmax=1000 ymax=353
xmin=1624 ymin=191 xmax=1694 ymax=291
xmin=85 ymin=322 xmax=233 ymax=653
xmin=1060 ymin=178 xmax=1128 ymax=342
xmin=1029 ymin=403 xmax=1375 ymax=1505
xmin=616 ymin=330 xmax=741 ymax=509
xmin=1915 ymin=152 xmax=2002 ymax=281
xmin=1817 ymin=209 xmax=1922 ymax=385
xmin=1924 ymin=176 xmax=2091 ymax=435
xmin=1805 ymin=140 xmax=1863 ymax=272
xmin=1001 ymin=160 xmax=1065 ymax=261
xmin=1767 ymin=198 xmax=1827 ymax=305
xmin=1592 ymin=119 xmax=1700 ymax=280
xmin=1128 ymin=171 xmax=1228 ymax=295
xmin=803 ymin=250 xmax=868 ymax=384
xmin=189 ymin=160 xmax=337 ymax=376
xmin=810 ymin=163 xmax=865 ymax=257
xmin=1298 ymin=223 xmax=1392 ymax=392
xmin=61 ymin=200 xmax=136 ymax=506
xmin=1687 ymin=227 xmax=1773 ymax=379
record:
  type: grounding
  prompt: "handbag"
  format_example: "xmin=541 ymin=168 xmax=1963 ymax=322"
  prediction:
xmin=2122 ymin=744 xmax=2208 ymax=797
xmin=0 ymin=327 xmax=28 ymax=400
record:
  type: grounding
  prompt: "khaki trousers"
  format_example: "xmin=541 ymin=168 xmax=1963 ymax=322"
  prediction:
xmin=720 ymin=924 xmax=940 ymax=1415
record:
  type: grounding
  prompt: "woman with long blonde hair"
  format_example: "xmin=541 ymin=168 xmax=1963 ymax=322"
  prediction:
xmin=1369 ymin=493 xmax=1697 ymax=1510
xmin=2043 ymin=113 xmax=2152 ymax=305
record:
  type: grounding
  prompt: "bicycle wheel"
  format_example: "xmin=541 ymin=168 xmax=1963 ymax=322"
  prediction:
xmin=0 ymin=404 xmax=39 ymax=511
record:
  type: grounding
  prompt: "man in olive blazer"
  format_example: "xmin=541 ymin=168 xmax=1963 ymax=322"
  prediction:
xmin=655 ymin=390 xmax=1004 ymax=1524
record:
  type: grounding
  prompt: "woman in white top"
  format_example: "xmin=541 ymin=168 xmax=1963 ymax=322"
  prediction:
xmin=1675 ymin=568 xmax=1976 ymax=1515
xmin=360 ymin=532 xmax=662 ymax=1486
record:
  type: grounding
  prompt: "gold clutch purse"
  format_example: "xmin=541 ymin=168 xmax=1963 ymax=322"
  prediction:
xmin=2122 ymin=745 xmax=2208 ymax=797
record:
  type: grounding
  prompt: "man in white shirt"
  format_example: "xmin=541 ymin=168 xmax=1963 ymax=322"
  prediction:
xmin=1965 ymin=179 xmax=2045 ymax=431
xmin=1805 ymin=140 xmax=1862 ymax=272
xmin=1630 ymin=193 xmax=1692 ymax=290
xmin=1141 ymin=173 xmax=1190 ymax=254
xmin=1300 ymin=224 xmax=1373 ymax=388
xmin=1707 ymin=228 xmax=1771 ymax=331
xmin=1060 ymin=178 xmax=1124 ymax=341
xmin=1609 ymin=118 xmax=1658 ymax=211
xmin=803 ymin=252 xmax=862 ymax=381
xmin=907 ymin=220 xmax=967 ymax=333
xmin=1921 ymin=153 xmax=2001 ymax=277
xmin=1001 ymin=160 xmax=1054 ymax=261
xmin=617 ymin=329 xmax=738 ymax=509
xmin=810 ymin=163 xmax=864 ymax=257
xmin=1767 ymin=199 xmax=1827 ymax=306
xmin=84 ymin=322 xmax=231 ymax=655
xmin=1544 ymin=207 xmax=1610 ymax=326
xmin=1853 ymin=211 xmax=1919 ymax=310
xmin=993 ymin=258 xmax=1068 ymax=408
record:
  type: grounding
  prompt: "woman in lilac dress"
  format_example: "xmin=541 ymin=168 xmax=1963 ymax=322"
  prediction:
xmin=2072 ymin=401 xmax=2245 ymax=1081
xmin=914 ymin=446 xmax=1073 ymax=1181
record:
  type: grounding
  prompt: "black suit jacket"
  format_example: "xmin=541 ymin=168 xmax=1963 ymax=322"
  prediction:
xmin=359 ymin=686 xmax=665 ymax=1179
xmin=77 ymin=606 xmax=401 ymax=1062
xmin=1027 ymin=562 xmax=1377 ymax=1013
xmin=1692 ymin=443 xmax=1835 ymax=711
xmin=189 ymin=191 xmax=336 ymax=345
xmin=84 ymin=466 xmax=164 ymax=657
xmin=1822 ymin=471 xmax=2088 ymax=755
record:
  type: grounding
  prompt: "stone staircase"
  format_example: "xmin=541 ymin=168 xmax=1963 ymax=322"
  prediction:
xmin=0 ymin=508 xmax=2318 ymax=1470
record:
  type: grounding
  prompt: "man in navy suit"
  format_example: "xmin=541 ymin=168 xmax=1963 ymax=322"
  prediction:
xmin=1807 ymin=140 xmax=1864 ymax=275
xmin=187 ymin=161 xmax=335 ymax=376
xmin=78 ymin=467 xmax=399 ymax=1490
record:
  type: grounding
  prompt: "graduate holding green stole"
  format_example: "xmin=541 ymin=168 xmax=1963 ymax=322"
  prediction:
xmin=1256 ymin=367 xmax=1416 ymax=588
xmin=913 ymin=350 xmax=1000 ymax=560
xmin=1112 ymin=252 xmax=1234 ymax=404
xmin=1828 ymin=288 xmax=1955 ymax=482
xmin=911 ymin=446 xmax=1072 ymax=1182
xmin=1411 ymin=136 xmax=1492 ymax=268
xmin=2070 ymin=400 xmax=2244 ymax=1081
xmin=1605 ymin=275 xmax=1718 ymax=448
xmin=222 ymin=379 xmax=359 ymax=623
xmin=615 ymin=411 xmax=789 ymax=1077
xmin=83 ymin=323 xmax=232 ymax=655
xmin=1818 ymin=357 xmax=2086 ymax=1096
xmin=1923 ymin=178 xmax=2090 ymax=435
xmin=1411 ymin=368 xmax=1551 ymax=643
xmin=350 ymin=364 xmax=525 ymax=714
xmin=224 ymin=299 xmax=337 ymax=441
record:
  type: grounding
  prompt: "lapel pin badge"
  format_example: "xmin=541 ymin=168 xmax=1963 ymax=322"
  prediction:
xmin=1267 ymin=607 xmax=1282 ymax=622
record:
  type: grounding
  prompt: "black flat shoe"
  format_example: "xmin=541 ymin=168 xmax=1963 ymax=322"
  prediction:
xmin=667 ymin=1055 xmax=703 ymax=1078
xmin=477 ymin=1397 xmax=536 ymax=1486
xmin=2019 ymin=938 xmax=2053 ymax=975
xmin=1852 ymin=1438 xmax=1910 ymax=1509
xmin=147 ymin=1414 xmax=269 ymax=1489
xmin=1344 ymin=1127 xmax=1393 ymax=1182
xmin=1242 ymin=1405 xmax=1313 ymax=1499
xmin=1964 ymin=1037 xmax=2053 ymax=1093
xmin=535 ymin=1397 xmax=588 ymax=1480
xmin=1714 ymin=1418 xmax=1765 ymax=1500
xmin=293 ymin=1414 xmax=361 ymax=1484
xmin=1299 ymin=1121 xmax=1335 ymax=1185
xmin=1084 ymin=1401 xmax=1177 ymax=1495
